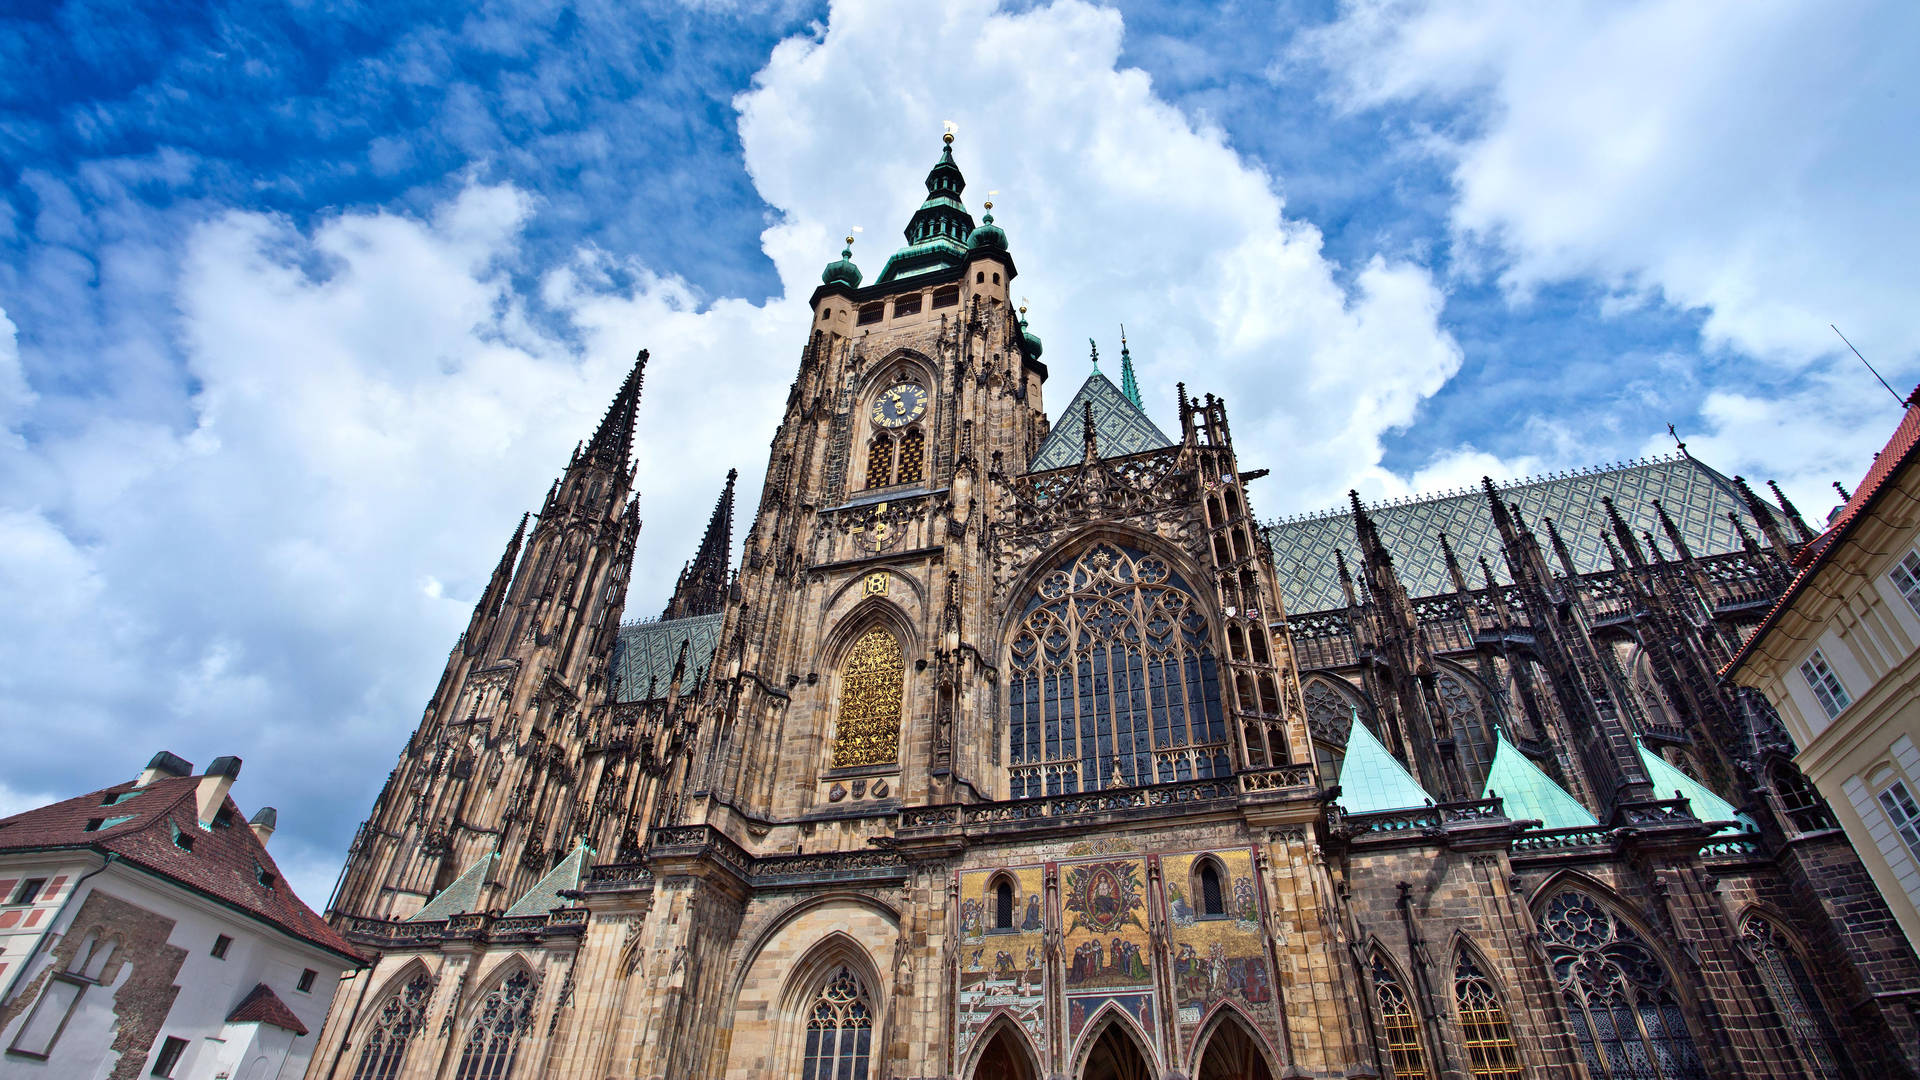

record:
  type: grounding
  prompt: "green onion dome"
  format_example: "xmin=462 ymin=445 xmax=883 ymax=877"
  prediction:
xmin=968 ymin=202 xmax=1007 ymax=254
xmin=1018 ymin=307 xmax=1043 ymax=359
xmin=821 ymin=237 xmax=862 ymax=288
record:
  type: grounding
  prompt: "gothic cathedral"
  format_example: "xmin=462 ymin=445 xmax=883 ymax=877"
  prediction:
xmin=307 ymin=137 xmax=1920 ymax=1080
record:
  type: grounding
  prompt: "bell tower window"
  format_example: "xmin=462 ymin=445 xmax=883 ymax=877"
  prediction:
xmin=865 ymin=433 xmax=895 ymax=489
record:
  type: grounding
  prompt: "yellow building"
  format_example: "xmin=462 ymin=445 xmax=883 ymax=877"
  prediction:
xmin=1728 ymin=392 xmax=1920 ymax=949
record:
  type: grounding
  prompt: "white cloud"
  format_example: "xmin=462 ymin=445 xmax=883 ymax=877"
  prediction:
xmin=1306 ymin=0 xmax=1920 ymax=368
xmin=0 ymin=0 xmax=1467 ymax=878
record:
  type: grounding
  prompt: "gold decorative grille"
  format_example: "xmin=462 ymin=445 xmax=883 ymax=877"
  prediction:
xmin=1371 ymin=953 xmax=1429 ymax=1078
xmin=895 ymin=428 xmax=925 ymax=486
xmin=865 ymin=433 xmax=895 ymax=489
xmin=802 ymin=967 xmax=873 ymax=1080
xmin=1540 ymin=892 xmax=1705 ymax=1080
xmin=1006 ymin=543 xmax=1227 ymax=798
xmin=1453 ymin=952 xmax=1523 ymax=1080
xmin=832 ymin=628 xmax=904 ymax=767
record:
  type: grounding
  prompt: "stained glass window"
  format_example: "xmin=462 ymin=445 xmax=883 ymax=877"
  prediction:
xmin=801 ymin=967 xmax=872 ymax=1080
xmin=1741 ymin=918 xmax=1844 ymax=1080
xmin=1371 ymin=952 xmax=1429 ymax=1079
xmin=452 ymin=969 xmax=538 ymax=1080
xmin=1453 ymin=951 xmax=1523 ymax=1080
xmin=1305 ymin=679 xmax=1357 ymax=781
xmin=1540 ymin=891 xmax=1706 ymax=1080
xmin=832 ymin=628 xmax=905 ymax=768
xmin=1435 ymin=674 xmax=1492 ymax=791
xmin=1005 ymin=543 xmax=1227 ymax=798
xmin=351 ymin=972 xmax=434 ymax=1080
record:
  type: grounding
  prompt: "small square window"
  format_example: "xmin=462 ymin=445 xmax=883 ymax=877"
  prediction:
xmin=150 ymin=1035 xmax=188 ymax=1077
xmin=1799 ymin=650 xmax=1851 ymax=719
xmin=210 ymin=934 xmax=232 ymax=959
xmin=297 ymin=969 xmax=317 ymax=993
xmin=256 ymin=864 xmax=277 ymax=890
xmin=10 ymin=878 xmax=46 ymax=905
xmin=893 ymin=293 xmax=922 ymax=317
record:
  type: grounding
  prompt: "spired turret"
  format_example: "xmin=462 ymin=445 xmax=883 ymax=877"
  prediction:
xmin=874 ymin=133 xmax=981 ymax=285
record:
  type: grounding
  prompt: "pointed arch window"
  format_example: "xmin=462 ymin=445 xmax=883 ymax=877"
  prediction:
xmin=1198 ymin=860 xmax=1226 ymax=917
xmin=1005 ymin=543 xmax=1227 ymax=798
xmin=802 ymin=967 xmax=873 ymax=1080
xmin=452 ymin=968 xmax=538 ymax=1080
xmin=994 ymin=877 xmax=1016 ymax=930
xmin=865 ymin=432 xmax=895 ymax=490
xmin=1741 ymin=917 xmax=1844 ymax=1080
xmin=1305 ymin=679 xmax=1358 ymax=781
xmin=351 ymin=972 xmax=434 ymax=1080
xmin=1453 ymin=951 xmax=1523 ymax=1080
xmin=895 ymin=427 xmax=926 ymax=486
xmin=1434 ymin=673 xmax=1493 ymax=791
xmin=832 ymin=628 xmax=905 ymax=768
xmin=1371 ymin=952 xmax=1429 ymax=1079
xmin=1540 ymin=891 xmax=1706 ymax=1080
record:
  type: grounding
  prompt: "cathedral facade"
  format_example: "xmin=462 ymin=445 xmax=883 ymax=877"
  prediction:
xmin=304 ymin=137 xmax=1920 ymax=1080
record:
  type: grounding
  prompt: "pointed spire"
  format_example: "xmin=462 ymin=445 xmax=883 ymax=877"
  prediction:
xmin=1439 ymin=532 xmax=1470 ymax=593
xmin=1734 ymin=475 xmax=1796 ymax=557
xmin=1482 ymin=476 xmax=1518 ymax=544
xmin=1082 ymin=399 xmax=1099 ymax=462
xmin=1652 ymin=499 xmax=1695 ymax=562
xmin=1542 ymin=516 xmax=1579 ymax=579
xmin=663 ymin=469 xmax=737 ymax=620
xmin=1335 ymin=549 xmax=1358 ymax=608
xmin=1118 ymin=326 xmax=1143 ymax=408
xmin=585 ymin=350 xmax=648 ymax=470
xmin=1767 ymin=480 xmax=1818 ymax=542
xmin=1729 ymin=510 xmax=1764 ymax=560
xmin=1600 ymin=496 xmax=1647 ymax=568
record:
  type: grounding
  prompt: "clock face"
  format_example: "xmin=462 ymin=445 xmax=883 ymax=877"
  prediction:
xmin=870 ymin=383 xmax=929 ymax=429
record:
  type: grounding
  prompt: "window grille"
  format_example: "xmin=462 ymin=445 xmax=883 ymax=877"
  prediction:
xmin=831 ymin=629 xmax=905 ymax=768
xmin=865 ymin=433 xmax=895 ymax=489
xmin=893 ymin=293 xmax=921 ymax=316
xmin=1741 ymin=917 xmax=1844 ymax=1080
xmin=1769 ymin=760 xmax=1837 ymax=832
xmin=857 ymin=303 xmax=883 ymax=325
xmin=453 ymin=969 xmax=538 ymax=1080
xmin=1453 ymin=952 xmax=1524 ymax=1080
xmin=895 ymin=428 xmax=925 ymax=487
xmin=1798 ymin=651 xmax=1850 ymax=719
xmin=932 ymin=285 xmax=959 ymax=308
xmin=1370 ymin=953 xmax=1429 ymax=1078
xmin=801 ymin=967 xmax=873 ymax=1080
xmin=994 ymin=879 xmax=1014 ymax=930
xmin=1006 ymin=543 xmax=1227 ymax=798
xmin=351 ymin=972 xmax=434 ymax=1080
xmin=1199 ymin=862 xmax=1225 ymax=917
xmin=1540 ymin=891 xmax=1706 ymax=1079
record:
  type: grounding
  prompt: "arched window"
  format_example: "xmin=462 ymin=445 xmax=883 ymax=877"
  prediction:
xmin=1434 ymin=673 xmax=1492 ymax=791
xmin=803 ymin=967 xmax=873 ymax=1080
xmin=1005 ymin=543 xmax=1227 ymax=798
xmin=452 ymin=968 xmax=538 ymax=1080
xmin=1371 ymin=952 xmax=1429 ymax=1079
xmin=865 ymin=432 xmax=895 ymax=489
xmin=1540 ymin=891 xmax=1706 ymax=1080
xmin=1742 ymin=917 xmax=1844 ymax=1080
xmin=1305 ymin=679 xmax=1358 ymax=782
xmin=1453 ymin=951 xmax=1523 ymax=1080
xmin=1198 ymin=860 xmax=1225 ymax=917
xmin=831 ymin=628 xmax=905 ymax=768
xmin=993 ymin=877 xmax=1015 ymax=930
xmin=1769 ymin=760 xmax=1837 ymax=832
xmin=895 ymin=427 xmax=926 ymax=486
xmin=351 ymin=972 xmax=434 ymax=1080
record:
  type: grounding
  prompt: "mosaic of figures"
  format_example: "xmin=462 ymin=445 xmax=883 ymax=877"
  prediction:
xmin=1160 ymin=848 xmax=1279 ymax=1057
xmin=1059 ymin=855 xmax=1158 ymax=1054
xmin=956 ymin=865 xmax=1047 ymax=1059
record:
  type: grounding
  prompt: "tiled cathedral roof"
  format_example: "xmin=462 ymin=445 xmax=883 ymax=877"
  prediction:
xmin=503 ymin=840 xmax=591 ymax=917
xmin=409 ymin=852 xmax=494 ymax=922
xmin=1028 ymin=371 xmax=1174 ymax=472
xmin=612 ymin=613 xmax=724 ymax=703
xmin=1267 ymin=454 xmax=1793 ymax=614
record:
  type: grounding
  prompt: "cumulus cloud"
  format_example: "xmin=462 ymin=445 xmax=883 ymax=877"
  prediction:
xmin=0 ymin=0 xmax=1466 ymax=902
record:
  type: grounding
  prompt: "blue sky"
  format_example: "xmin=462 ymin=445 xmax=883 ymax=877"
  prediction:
xmin=3 ymin=0 xmax=1915 ymax=905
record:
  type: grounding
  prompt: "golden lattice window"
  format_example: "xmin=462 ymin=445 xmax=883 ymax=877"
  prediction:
xmin=1453 ymin=952 xmax=1523 ymax=1080
xmin=865 ymin=433 xmax=895 ymax=489
xmin=895 ymin=428 xmax=925 ymax=486
xmin=1372 ymin=952 xmax=1429 ymax=1079
xmin=832 ymin=628 xmax=904 ymax=767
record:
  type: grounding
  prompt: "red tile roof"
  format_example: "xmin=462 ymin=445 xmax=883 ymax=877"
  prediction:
xmin=0 ymin=775 xmax=360 ymax=963
xmin=1725 ymin=388 xmax=1920 ymax=676
xmin=227 ymin=982 xmax=310 ymax=1035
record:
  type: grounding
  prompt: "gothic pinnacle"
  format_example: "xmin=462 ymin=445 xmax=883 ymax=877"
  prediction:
xmin=1600 ymin=496 xmax=1646 ymax=568
xmin=1652 ymin=498 xmax=1695 ymax=562
xmin=663 ymin=468 xmax=739 ymax=620
xmin=1118 ymin=326 xmax=1143 ymax=408
xmin=1082 ymin=400 xmax=1099 ymax=462
xmin=585 ymin=350 xmax=649 ymax=469
xmin=1767 ymin=480 xmax=1818 ymax=542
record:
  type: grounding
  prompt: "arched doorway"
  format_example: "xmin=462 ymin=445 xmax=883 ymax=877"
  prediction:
xmin=1195 ymin=1012 xmax=1274 ymax=1080
xmin=971 ymin=1022 xmax=1040 ymax=1080
xmin=1081 ymin=1020 xmax=1153 ymax=1080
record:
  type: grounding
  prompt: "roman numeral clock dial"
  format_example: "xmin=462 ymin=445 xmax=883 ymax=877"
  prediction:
xmin=870 ymin=383 xmax=928 ymax=428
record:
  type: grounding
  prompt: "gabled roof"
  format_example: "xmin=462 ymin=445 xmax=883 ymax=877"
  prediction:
xmin=1028 ymin=371 xmax=1174 ymax=473
xmin=612 ymin=613 xmax=723 ymax=703
xmin=1638 ymin=743 xmax=1754 ymax=833
xmin=1482 ymin=733 xmax=1597 ymax=829
xmin=0 ymin=777 xmax=358 ymax=962
xmin=1335 ymin=714 xmax=1434 ymax=814
xmin=227 ymin=982 xmax=309 ymax=1035
xmin=1726 ymin=389 xmax=1920 ymax=676
xmin=1266 ymin=453 xmax=1791 ymax=614
xmin=408 ymin=852 xmax=495 ymax=922
xmin=503 ymin=840 xmax=591 ymax=917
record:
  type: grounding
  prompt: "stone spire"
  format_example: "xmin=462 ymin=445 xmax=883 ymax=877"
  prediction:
xmin=663 ymin=469 xmax=738 ymax=620
xmin=583 ymin=351 xmax=648 ymax=471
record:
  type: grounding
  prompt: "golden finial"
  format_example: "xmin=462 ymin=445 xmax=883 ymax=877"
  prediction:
xmin=943 ymin=132 xmax=954 ymax=145
xmin=845 ymin=235 xmax=855 ymax=247
xmin=984 ymin=200 xmax=993 ymax=210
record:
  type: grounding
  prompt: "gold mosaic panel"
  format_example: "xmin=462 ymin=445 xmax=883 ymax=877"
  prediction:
xmin=956 ymin=865 xmax=1047 ymax=1058
xmin=1160 ymin=848 xmax=1278 ymax=1041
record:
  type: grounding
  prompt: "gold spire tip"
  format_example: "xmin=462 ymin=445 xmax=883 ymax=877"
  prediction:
xmin=943 ymin=131 xmax=954 ymax=145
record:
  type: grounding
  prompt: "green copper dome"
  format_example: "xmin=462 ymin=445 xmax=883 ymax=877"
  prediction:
xmin=1018 ymin=310 xmax=1043 ymax=359
xmin=968 ymin=206 xmax=1007 ymax=254
xmin=821 ymin=238 xmax=862 ymax=289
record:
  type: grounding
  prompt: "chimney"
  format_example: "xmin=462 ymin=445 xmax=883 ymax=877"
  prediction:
xmin=196 ymin=756 xmax=243 ymax=827
xmin=138 ymin=751 xmax=194 ymax=788
xmin=248 ymin=807 xmax=277 ymax=847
